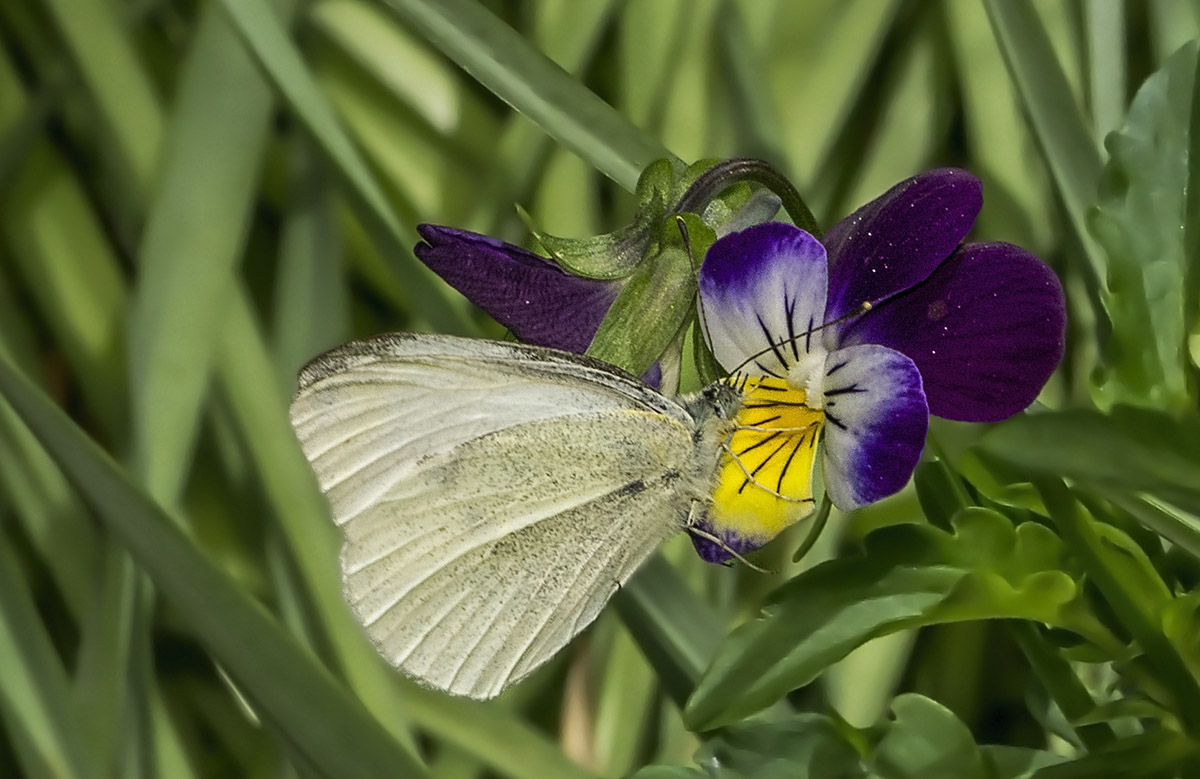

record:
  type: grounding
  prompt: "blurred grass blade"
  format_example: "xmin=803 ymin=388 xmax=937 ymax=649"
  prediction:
xmin=272 ymin=138 xmax=349 ymax=386
xmin=215 ymin=0 xmax=470 ymax=333
xmin=0 ymin=356 xmax=432 ymax=779
xmin=1082 ymin=0 xmax=1126 ymax=141
xmin=717 ymin=0 xmax=786 ymax=165
xmin=72 ymin=544 xmax=138 ymax=773
xmin=0 ymin=539 xmax=92 ymax=779
xmin=396 ymin=684 xmax=599 ymax=779
xmin=0 ymin=145 xmax=128 ymax=437
xmin=614 ymin=555 xmax=723 ymax=710
xmin=128 ymin=0 xmax=290 ymax=504
xmin=981 ymin=0 xmax=1107 ymax=283
xmin=0 ymin=399 xmax=97 ymax=621
xmin=770 ymin=0 xmax=901 ymax=192
xmin=1148 ymin=0 xmax=1200 ymax=63
xmin=382 ymin=0 xmax=678 ymax=191
xmin=593 ymin=621 xmax=657 ymax=778
xmin=40 ymin=0 xmax=161 ymax=207
xmin=215 ymin=290 xmax=421 ymax=756
xmin=463 ymin=0 xmax=618 ymax=233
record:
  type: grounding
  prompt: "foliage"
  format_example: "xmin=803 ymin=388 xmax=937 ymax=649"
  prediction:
xmin=1 ymin=0 xmax=1199 ymax=777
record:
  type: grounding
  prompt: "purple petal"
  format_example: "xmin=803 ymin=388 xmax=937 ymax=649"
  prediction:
xmin=823 ymin=169 xmax=983 ymax=333
xmin=698 ymin=223 xmax=827 ymax=377
xmin=839 ymin=242 xmax=1065 ymax=422
xmin=821 ymin=345 xmax=928 ymax=510
xmin=688 ymin=529 xmax=764 ymax=565
xmin=415 ymin=225 xmax=619 ymax=355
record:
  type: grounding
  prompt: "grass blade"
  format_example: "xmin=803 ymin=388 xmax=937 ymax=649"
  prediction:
xmin=382 ymin=0 xmax=678 ymax=191
xmin=128 ymin=0 xmax=290 ymax=503
xmin=0 ymin=539 xmax=92 ymax=779
xmin=40 ymin=0 xmax=162 ymax=205
xmin=215 ymin=0 xmax=471 ymax=333
xmin=0 ymin=355 xmax=432 ymax=779
xmin=981 ymin=0 xmax=1108 ymax=283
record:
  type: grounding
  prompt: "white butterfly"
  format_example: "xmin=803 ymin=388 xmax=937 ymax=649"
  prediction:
xmin=289 ymin=333 xmax=743 ymax=699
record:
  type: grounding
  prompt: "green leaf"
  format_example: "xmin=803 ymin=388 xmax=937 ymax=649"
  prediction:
xmin=870 ymin=694 xmax=986 ymax=779
xmin=977 ymin=407 xmax=1200 ymax=519
xmin=631 ymin=712 xmax=864 ymax=779
xmin=1162 ymin=593 xmax=1200 ymax=685
xmin=1088 ymin=42 xmax=1197 ymax=410
xmin=0 ymin=355 xmax=432 ymax=779
xmin=382 ymin=0 xmax=678 ymax=192
xmin=1025 ymin=728 xmax=1196 ymax=779
xmin=696 ymin=713 xmax=864 ymax=779
xmin=978 ymin=745 xmax=1067 ymax=779
xmin=685 ymin=509 xmax=1113 ymax=730
xmin=1035 ymin=479 xmax=1200 ymax=736
xmin=913 ymin=459 xmax=969 ymax=531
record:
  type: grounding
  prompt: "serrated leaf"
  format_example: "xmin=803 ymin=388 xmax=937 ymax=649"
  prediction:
xmin=871 ymin=694 xmax=987 ymax=779
xmin=1089 ymin=42 xmax=1198 ymax=410
xmin=684 ymin=510 xmax=1113 ymax=730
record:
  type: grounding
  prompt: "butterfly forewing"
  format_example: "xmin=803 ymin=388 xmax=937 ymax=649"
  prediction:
xmin=289 ymin=334 xmax=700 ymax=698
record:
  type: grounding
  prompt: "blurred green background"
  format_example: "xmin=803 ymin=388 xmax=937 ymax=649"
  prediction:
xmin=1 ymin=0 xmax=1198 ymax=777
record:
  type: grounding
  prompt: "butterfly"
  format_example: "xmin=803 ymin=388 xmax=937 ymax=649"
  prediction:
xmin=289 ymin=332 xmax=816 ymax=699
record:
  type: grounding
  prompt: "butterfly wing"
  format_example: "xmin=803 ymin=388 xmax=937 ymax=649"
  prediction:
xmin=289 ymin=334 xmax=697 ymax=698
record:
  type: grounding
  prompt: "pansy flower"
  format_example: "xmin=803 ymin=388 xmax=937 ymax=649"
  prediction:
xmin=415 ymin=169 xmax=1066 ymax=562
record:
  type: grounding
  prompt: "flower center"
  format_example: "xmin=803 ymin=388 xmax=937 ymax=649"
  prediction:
xmin=786 ymin=350 xmax=827 ymax=410
xmin=705 ymin=376 xmax=823 ymax=545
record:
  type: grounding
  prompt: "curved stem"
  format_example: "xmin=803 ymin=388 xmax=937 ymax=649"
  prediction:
xmin=792 ymin=495 xmax=833 ymax=563
xmin=673 ymin=158 xmax=822 ymax=238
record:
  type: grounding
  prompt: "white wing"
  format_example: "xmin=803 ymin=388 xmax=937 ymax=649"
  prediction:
xmin=290 ymin=334 xmax=697 ymax=698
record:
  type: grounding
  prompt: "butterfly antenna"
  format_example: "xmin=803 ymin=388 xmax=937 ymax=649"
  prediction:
xmin=686 ymin=526 xmax=775 ymax=574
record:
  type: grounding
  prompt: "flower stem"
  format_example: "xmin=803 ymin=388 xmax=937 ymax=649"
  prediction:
xmin=1007 ymin=621 xmax=1116 ymax=751
xmin=674 ymin=158 xmax=822 ymax=238
xmin=792 ymin=496 xmax=833 ymax=563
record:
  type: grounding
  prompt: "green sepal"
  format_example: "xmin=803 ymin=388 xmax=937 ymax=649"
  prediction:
xmin=586 ymin=214 xmax=715 ymax=377
xmin=524 ymin=157 xmax=685 ymax=280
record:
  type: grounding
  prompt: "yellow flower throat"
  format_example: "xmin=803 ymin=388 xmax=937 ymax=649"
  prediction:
xmin=709 ymin=376 xmax=824 ymax=544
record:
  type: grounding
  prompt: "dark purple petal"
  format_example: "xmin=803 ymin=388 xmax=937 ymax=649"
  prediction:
xmin=821 ymin=345 xmax=928 ymax=510
xmin=823 ymin=169 xmax=983 ymax=331
xmin=839 ymin=242 xmax=1065 ymax=423
xmin=698 ymin=223 xmax=827 ymax=377
xmin=415 ymin=225 xmax=620 ymax=355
